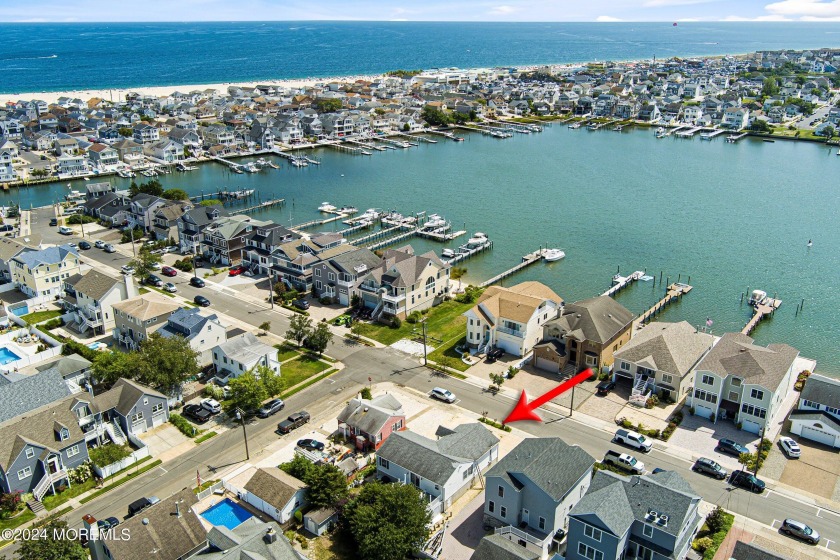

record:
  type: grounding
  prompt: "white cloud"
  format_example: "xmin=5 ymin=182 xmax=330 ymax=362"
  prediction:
xmin=643 ymin=0 xmax=719 ymax=6
xmin=722 ymin=13 xmax=792 ymax=20
xmin=595 ymin=15 xmax=623 ymax=21
xmin=489 ymin=5 xmax=517 ymax=15
xmin=765 ymin=0 xmax=840 ymax=18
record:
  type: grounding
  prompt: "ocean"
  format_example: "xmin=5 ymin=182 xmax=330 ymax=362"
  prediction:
xmin=1 ymin=21 xmax=840 ymax=93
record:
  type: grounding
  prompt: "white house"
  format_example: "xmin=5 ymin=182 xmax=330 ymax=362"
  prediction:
xmin=377 ymin=423 xmax=500 ymax=521
xmin=57 ymin=154 xmax=88 ymax=177
xmin=687 ymin=333 xmax=799 ymax=435
xmin=464 ymin=281 xmax=564 ymax=357
xmin=63 ymin=270 xmax=137 ymax=335
xmin=159 ymin=307 xmax=226 ymax=365
xmin=722 ymin=107 xmax=749 ymax=130
xmin=790 ymin=374 xmax=840 ymax=448
xmin=683 ymin=106 xmax=704 ymax=125
xmin=224 ymin=466 xmax=307 ymax=524
xmin=143 ymin=138 xmax=183 ymax=163
xmin=0 ymin=148 xmax=17 ymax=182
xmin=212 ymin=332 xmax=280 ymax=380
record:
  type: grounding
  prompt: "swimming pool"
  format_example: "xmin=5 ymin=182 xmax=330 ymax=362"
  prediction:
xmin=200 ymin=498 xmax=253 ymax=530
xmin=0 ymin=347 xmax=22 ymax=366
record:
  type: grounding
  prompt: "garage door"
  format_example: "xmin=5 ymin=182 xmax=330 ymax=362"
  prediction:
xmin=741 ymin=420 xmax=761 ymax=435
xmin=534 ymin=357 xmax=559 ymax=373
xmin=801 ymin=425 xmax=837 ymax=447
xmin=695 ymin=404 xmax=714 ymax=419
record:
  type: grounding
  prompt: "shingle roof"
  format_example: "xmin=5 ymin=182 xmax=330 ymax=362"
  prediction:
xmin=545 ymin=296 xmax=634 ymax=345
xmin=695 ymin=333 xmax=799 ymax=392
xmin=731 ymin=541 xmax=792 ymax=560
xmin=215 ymin=332 xmax=275 ymax=366
xmin=12 ymin=244 xmax=77 ymax=268
xmin=34 ymin=353 xmax=92 ymax=378
xmin=112 ymin=292 xmax=180 ymax=321
xmin=201 ymin=518 xmax=300 ymax=560
xmin=69 ymin=269 xmax=122 ymax=301
xmin=182 ymin=205 xmax=229 ymax=228
xmin=244 ymin=467 xmax=307 ymax=509
xmin=472 ymin=282 xmax=562 ymax=324
xmin=0 ymin=368 xmax=72 ymax=424
xmin=92 ymin=378 xmax=166 ymax=417
xmin=378 ymin=423 xmax=498 ymax=486
xmin=485 ymin=438 xmax=594 ymax=501
xmin=800 ymin=374 xmax=840 ymax=407
xmin=789 ymin=409 xmax=840 ymax=433
xmin=337 ymin=394 xmax=404 ymax=436
xmin=614 ymin=321 xmax=714 ymax=377
xmin=470 ymin=534 xmax=539 ymax=560
xmin=101 ymin=488 xmax=207 ymax=560
xmin=328 ymin=247 xmax=381 ymax=274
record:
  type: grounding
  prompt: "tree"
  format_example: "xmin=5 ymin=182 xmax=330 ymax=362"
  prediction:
xmin=761 ymin=77 xmax=779 ymax=97
xmin=822 ymin=124 xmax=835 ymax=139
xmin=750 ymin=119 xmax=772 ymax=133
xmin=306 ymin=322 xmax=334 ymax=355
xmin=314 ymin=98 xmax=343 ymax=113
xmin=130 ymin=248 xmax=163 ymax=279
xmin=307 ymin=463 xmax=349 ymax=509
xmin=286 ymin=314 xmax=313 ymax=347
xmin=16 ymin=519 xmax=87 ymax=560
xmin=118 ymin=127 xmax=133 ymax=137
xmin=705 ymin=505 xmax=727 ymax=533
xmin=451 ymin=266 xmax=466 ymax=280
xmin=162 ymin=188 xmax=189 ymax=201
xmin=343 ymin=482 xmax=431 ymax=560
xmin=259 ymin=321 xmax=272 ymax=335
xmin=0 ymin=491 xmax=22 ymax=519
xmin=135 ymin=333 xmax=199 ymax=395
xmin=421 ymin=105 xmax=453 ymax=127
xmin=225 ymin=371 xmax=268 ymax=414
xmin=360 ymin=387 xmax=373 ymax=400
xmin=256 ymin=364 xmax=285 ymax=397
xmin=273 ymin=280 xmax=287 ymax=299
xmin=279 ymin=455 xmax=315 ymax=481
xmin=129 ymin=179 xmax=164 ymax=197
xmin=92 ymin=350 xmax=139 ymax=386
xmin=489 ymin=372 xmax=505 ymax=393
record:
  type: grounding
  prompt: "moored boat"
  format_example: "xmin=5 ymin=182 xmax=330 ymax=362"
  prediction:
xmin=543 ymin=249 xmax=566 ymax=262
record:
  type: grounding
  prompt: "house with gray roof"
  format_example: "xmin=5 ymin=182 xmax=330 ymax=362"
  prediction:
xmin=311 ymin=246 xmax=381 ymax=306
xmin=337 ymin=392 xmax=406 ymax=451
xmin=242 ymin=222 xmax=300 ymax=274
xmin=790 ymin=373 xmax=840 ymax=448
xmin=0 ymin=235 xmax=42 ymax=282
xmin=687 ymin=332 xmax=800 ymax=434
xmin=152 ymin=200 xmax=193 ymax=242
xmin=202 ymin=215 xmax=270 ymax=266
xmin=225 ymin=465 xmax=307 ymax=524
xmin=159 ymin=307 xmax=226 ymax=365
xmin=0 ymin=367 xmax=72 ymax=423
xmin=11 ymin=244 xmax=81 ymax=297
xmin=377 ymin=423 xmax=499 ymax=520
xmin=613 ymin=321 xmax=715 ymax=405
xmin=63 ymin=269 xmax=136 ymax=335
xmin=483 ymin=438 xmax=595 ymax=559
xmin=566 ymin=470 xmax=702 ymax=560
xmin=470 ymin=534 xmax=540 ymax=560
xmin=212 ymin=332 xmax=279 ymax=381
xmin=128 ymin=192 xmax=168 ymax=232
xmin=31 ymin=353 xmax=93 ymax=393
xmin=177 ymin=204 xmax=229 ymax=254
xmin=189 ymin=518 xmax=302 ymax=560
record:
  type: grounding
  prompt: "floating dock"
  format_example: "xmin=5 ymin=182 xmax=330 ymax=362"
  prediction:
xmin=742 ymin=297 xmax=782 ymax=335
xmin=602 ymin=271 xmax=645 ymax=298
xmin=443 ymin=239 xmax=493 ymax=265
xmin=634 ymin=283 xmax=693 ymax=328
xmin=479 ymin=249 xmax=546 ymax=288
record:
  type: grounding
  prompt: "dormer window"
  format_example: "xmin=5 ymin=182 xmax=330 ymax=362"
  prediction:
xmin=60 ymin=428 xmax=70 ymax=441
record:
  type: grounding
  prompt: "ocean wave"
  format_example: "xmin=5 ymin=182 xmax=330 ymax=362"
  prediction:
xmin=0 ymin=54 xmax=57 ymax=61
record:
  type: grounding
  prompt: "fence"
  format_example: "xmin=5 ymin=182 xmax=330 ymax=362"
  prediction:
xmin=196 ymin=481 xmax=225 ymax=500
xmin=92 ymin=444 xmax=151 ymax=478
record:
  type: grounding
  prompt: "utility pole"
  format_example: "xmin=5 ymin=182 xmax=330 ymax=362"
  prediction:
xmin=570 ymin=385 xmax=575 ymax=417
xmin=193 ymin=246 xmax=199 ymax=279
xmin=421 ymin=319 xmax=428 ymax=366
xmin=267 ymin=271 xmax=275 ymax=309
xmin=129 ymin=225 xmax=136 ymax=257
xmin=236 ymin=408 xmax=250 ymax=460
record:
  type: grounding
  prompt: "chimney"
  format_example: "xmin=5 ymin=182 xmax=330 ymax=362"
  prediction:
xmin=264 ymin=527 xmax=278 ymax=544
xmin=175 ymin=501 xmax=181 ymax=518
xmin=124 ymin=273 xmax=137 ymax=298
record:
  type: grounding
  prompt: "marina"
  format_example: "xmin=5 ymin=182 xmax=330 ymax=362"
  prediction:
xmin=442 ymin=232 xmax=494 ymax=265
xmin=479 ymin=248 xmax=548 ymax=288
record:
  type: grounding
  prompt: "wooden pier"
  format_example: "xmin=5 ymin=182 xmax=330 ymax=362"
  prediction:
xmin=443 ymin=240 xmax=493 ymax=265
xmin=393 ymin=131 xmax=438 ymax=143
xmin=322 ymin=142 xmax=363 ymax=155
xmin=292 ymin=213 xmax=347 ymax=231
xmin=602 ymin=271 xmax=645 ymax=298
xmin=479 ymin=249 xmax=546 ymax=288
xmin=336 ymin=220 xmax=375 ymax=237
xmin=350 ymin=224 xmax=406 ymax=246
xmin=426 ymin=130 xmax=460 ymax=141
xmin=726 ymin=132 xmax=749 ymax=143
xmin=365 ymin=228 xmax=419 ymax=251
xmin=742 ymin=297 xmax=782 ymax=335
xmin=700 ymin=129 xmax=726 ymax=140
xmin=239 ymin=198 xmax=285 ymax=214
xmin=675 ymin=126 xmax=704 ymax=138
xmin=634 ymin=283 xmax=693 ymax=328
xmin=416 ymin=229 xmax=467 ymax=242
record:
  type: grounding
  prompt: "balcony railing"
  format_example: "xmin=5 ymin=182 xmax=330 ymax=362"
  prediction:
xmin=382 ymin=292 xmax=405 ymax=304
xmin=497 ymin=326 xmax=525 ymax=338
xmin=494 ymin=525 xmax=551 ymax=547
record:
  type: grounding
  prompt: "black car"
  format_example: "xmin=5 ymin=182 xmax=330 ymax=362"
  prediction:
xmin=49 ymin=218 xmax=58 ymax=226
xmin=292 ymin=299 xmax=310 ymax=310
xmin=97 ymin=516 xmax=120 ymax=531
xmin=257 ymin=398 xmax=285 ymax=418
xmin=190 ymin=276 xmax=205 ymax=288
xmin=716 ymin=438 xmax=749 ymax=457
xmin=78 ymin=240 xmax=92 ymax=250
xmin=692 ymin=457 xmax=728 ymax=480
xmin=486 ymin=347 xmax=505 ymax=363
xmin=297 ymin=438 xmax=325 ymax=451
xmin=597 ymin=380 xmax=616 ymax=395
xmin=127 ymin=496 xmax=159 ymax=517
xmin=729 ymin=470 xmax=766 ymax=493
xmin=145 ymin=274 xmax=163 ymax=287
xmin=0 ymin=225 xmax=14 ymax=232
xmin=182 ymin=404 xmax=212 ymax=424
xmin=194 ymin=295 xmax=211 ymax=307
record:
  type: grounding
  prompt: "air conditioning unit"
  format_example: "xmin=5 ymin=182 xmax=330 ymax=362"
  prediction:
xmin=658 ymin=514 xmax=669 ymax=526
xmin=646 ymin=510 xmax=658 ymax=520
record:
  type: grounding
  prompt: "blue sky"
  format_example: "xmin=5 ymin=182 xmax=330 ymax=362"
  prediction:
xmin=2 ymin=0 xmax=840 ymax=22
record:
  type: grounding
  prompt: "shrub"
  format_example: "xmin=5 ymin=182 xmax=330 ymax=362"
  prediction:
xmin=705 ymin=506 xmax=727 ymax=533
xmin=89 ymin=444 xmax=132 ymax=468
xmin=204 ymin=384 xmax=224 ymax=400
xmin=478 ymin=417 xmax=512 ymax=432
xmin=360 ymin=387 xmax=372 ymax=400
xmin=0 ymin=491 xmax=23 ymax=519
xmin=645 ymin=395 xmax=660 ymax=409
xmin=406 ymin=311 xmax=422 ymax=324
xmin=390 ymin=316 xmax=402 ymax=329
xmin=173 ymin=258 xmax=194 ymax=272
xmin=43 ymin=317 xmax=64 ymax=330
xmin=294 ymin=509 xmax=303 ymax=523
xmin=318 ymin=296 xmax=332 ymax=305
xmin=69 ymin=462 xmax=93 ymax=484
xmin=296 ymin=534 xmax=308 ymax=549
xmin=67 ymin=214 xmax=96 ymax=224
xmin=692 ymin=537 xmax=714 ymax=552
xmin=170 ymin=413 xmax=198 ymax=437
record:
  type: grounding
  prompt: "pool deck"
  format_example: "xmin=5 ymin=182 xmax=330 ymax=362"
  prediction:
xmin=193 ymin=489 xmax=273 ymax=532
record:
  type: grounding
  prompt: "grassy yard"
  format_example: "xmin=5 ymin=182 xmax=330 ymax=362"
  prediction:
xmin=42 ymin=478 xmax=97 ymax=510
xmin=311 ymin=532 xmax=357 ymax=560
xmin=21 ymin=309 xmax=62 ymax=324
xmin=0 ymin=509 xmax=36 ymax=533
xmin=275 ymin=343 xmax=301 ymax=362
xmin=282 ymin=355 xmax=331 ymax=388
xmin=352 ymin=300 xmax=472 ymax=347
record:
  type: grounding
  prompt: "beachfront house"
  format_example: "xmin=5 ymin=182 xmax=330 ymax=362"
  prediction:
xmin=11 ymin=244 xmax=81 ymax=298
xmin=789 ymin=374 xmax=840 ymax=448
xmin=464 ymin=281 xmax=564 ymax=358
xmin=722 ymin=107 xmax=750 ymax=130
xmin=112 ymin=293 xmax=181 ymax=350
xmin=687 ymin=332 xmax=800 ymax=434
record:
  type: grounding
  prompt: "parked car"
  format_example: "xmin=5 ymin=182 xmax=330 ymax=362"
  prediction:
xmin=121 ymin=265 xmax=135 ymax=275
xmin=144 ymin=274 xmax=163 ymax=287
xmin=49 ymin=218 xmax=58 ymax=226
xmin=486 ymin=347 xmax=504 ymax=363
xmin=277 ymin=411 xmax=311 ymax=434
xmin=228 ymin=264 xmax=247 ymax=276
xmin=97 ymin=516 xmax=120 ymax=531
xmin=190 ymin=277 xmax=205 ymax=288
xmin=194 ymin=295 xmax=211 ymax=307
xmin=333 ymin=314 xmax=352 ymax=326
xmin=127 ymin=496 xmax=159 ymax=517
xmin=603 ymin=450 xmax=645 ymax=474
xmin=149 ymin=261 xmax=162 ymax=271
xmin=58 ymin=226 xmax=72 ymax=235
xmin=613 ymin=429 xmax=652 ymax=452
xmin=292 ymin=298 xmax=310 ymax=310
xmin=597 ymin=380 xmax=616 ymax=395
xmin=779 ymin=436 xmax=801 ymax=458
xmin=68 ymin=242 xmax=78 ymax=249
xmin=200 ymin=398 xmax=222 ymax=415
xmin=182 ymin=404 xmax=212 ymax=424
xmin=297 ymin=438 xmax=325 ymax=451
xmin=78 ymin=240 xmax=92 ymax=250
xmin=94 ymin=240 xmax=105 ymax=249
xmin=161 ymin=266 xmax=177 ymax=277
xmin=692 ymin=457 xmax=728 ymax=480
xmin=163 ymin=282 xmax=177 ymax=293
xmin=780 ymin=518 xmax=820 ymax=544
xmin=651 ymin=468 xmax=667 ymax=474
xmin=257 ymin=398 xmax=285 ymax=418
xmin=729 ymin=470 xmax=766 ymax=493
xmin=104 ymin=244 xmax=116 ymax=253
xmin=431 ymin=387 xmax=456 ymax=403
xmin=716 ymin=438 xmax=749 ymax=457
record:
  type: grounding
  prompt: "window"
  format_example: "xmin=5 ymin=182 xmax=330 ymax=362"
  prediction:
xmin=17 ymin=467 xmax=32 ymax=480
xmin=702 ymin=374 xmax=714 ymax=385
xmin=539 ymin=517 xmax=545 ymax=530
xmin=585 ymin=354 xmax=598 ymax=367
xmin=584 ymin=524 xmax=602 ymax=542
xmin=578 ymin=543 xmax=604 ymax=560
xmin=488 ymin=501 xmax=495 ymax=513
xmin=379 ymin=457 xmax=390 ymax=469
xmin=60 ymin=428 xmax=70 ymax=441
xmin=410 ymin=473 xmax=420 ymax=487
xmin=500 ymin=506 xmax=507 ymax=518
xmin=25 ymin=448 xmax=35 ymax=459
xmin=693 ymin=389 xmax=718 ymax=404
xmin=131 ymin=412 xmax=144 ymax=423
xmin=750 ymin=388 xmax=765 ymax=400
xmin=620 ymin=361 xmax=629 ymax=371
xmin=662 ymin=374 xmax=673 ymax=385
xmin=741 ymin=403 xmax=767 ymax=419
xmin=729 ymin=391 xmax=739 ymax=401
xmin=67 ymin=445 xmax=80 ymax=457
xmin=643 ymin=524 xmax=653 ymax=537
xmin=731 ymin=378 xmax=742 ymax=387
xmin=328 ymin=272 xmax=335 ymax=281
xmin=498 ymin=486 xmax=504 ymax=498
xmin=152 ymin=403 xmax=164 ymax=415
xmin=314 ymin=268 xmax=321 ymax=277
xmin=803 ymin=399 xmax=817 ymax=409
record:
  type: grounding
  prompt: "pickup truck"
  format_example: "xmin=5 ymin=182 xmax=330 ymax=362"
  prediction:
xmin=603 ymin=450 xmax=645 ymax=474
xmin=277 ymin=411 xmax=311 ymax=434
xmin=613 ymin=429 xmax=653 ymax=452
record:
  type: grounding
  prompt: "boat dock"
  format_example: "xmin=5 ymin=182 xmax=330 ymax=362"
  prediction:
xmin=336 ymin=220 xmax=375 ymax=237
xmin=416 ymin=229 xmax=467 ymax=242
xmin=634 ymin=283 xmax=693 ymax=328
xmin=350 ymin=224 xmax=407 ymax=246
xmin=443 ymin=238 xmax=493 ymax=265
xmin=479 ymin=249 xmax=546 ymax=288
xmin=742 ymin=297 xmax=782 ymax=335
xmin=378 ymin=137 xmax=412 ymax=149
xmin=239 ymin=198 xmax=285 ymax=214
xmin=602 ymin=271 xmax=645 ymax=297
xmin=321 ymin=142 xmax=363 ymax=155
xmin=426 ymin=130 xmax=460 ymax=141
xmin=726 ymin=132 xmax=749 ymax=143
xmin=209 ymin=155 xmax=243 ymax=170
xmin=394 ymin=131 xmax=437 ymax=143
xmin=675 ymin=126 xmax=704 ymax=138
xmin=292 ymin=213 xmax=347 ymax=231
xmin=365 ymin=228 xmax=419 ymax=251
xmin=700 ymin=129 xmax=726 ymax=140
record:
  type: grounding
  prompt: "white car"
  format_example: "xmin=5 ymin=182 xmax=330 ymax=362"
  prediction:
xmin=150 ymin=262 xmax=162 ymax=270
xmin=121 ymin=265 xmax=135 ymax=275
xmin=94 ymin=240 xmax=105 ymax=249
xmin=163 ymin=282 xmax=177 ymax=293
xmin=200 ymin=398 xmax=222 ymax=414
xmin=431 ymin=387 xmax=456 ymax=403
xmin=779 ymin=436 xmax=801 ymax=458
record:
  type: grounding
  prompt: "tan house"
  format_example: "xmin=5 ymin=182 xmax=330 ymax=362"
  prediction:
xmin=533 ymin=296 xmax=634 ymax=375
xmin=10 ymin=245 xmax=81 ymax=298
xmin=112 ymin=293 xmax=180 ymax=350
xmin=464 ymin=281 xmax=563 ymax=357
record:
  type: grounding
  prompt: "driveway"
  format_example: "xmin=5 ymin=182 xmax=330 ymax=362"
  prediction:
xmin=667 ymin=413 xmax=759 ymax=471
xmin=136 ymin=423 xmax=195 ymax=462
xmin=777 ymin=436 xmax=840 ymax=500
xmin=441 ymin=491 xmax=488 ymax=560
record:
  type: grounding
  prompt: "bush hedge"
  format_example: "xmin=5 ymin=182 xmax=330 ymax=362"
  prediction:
xmin=701 ymin=510 xmax=734 ymax=560
xmin=479 ymin=417 xmax=512 ymax=432
xmin=169 ymin=413 xmax=198 ymax=437
xmin=89 ymin=444 xmax=132 ymax=468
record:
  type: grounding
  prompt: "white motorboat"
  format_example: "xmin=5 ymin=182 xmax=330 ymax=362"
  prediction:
xmin=423 ymin=213 xmax=447 ymax=229
xmin=318 ymin=202 xmax=337 ymax=212
xmin=338 ymin=205 xmax=358 ymax=214
xmin=543 ymin=249 xmax=566 ymax=262
xmin=466 ymin=232 xmax=488 ymax=247
xmin=442 ymin=248 xmax=456 ymax=258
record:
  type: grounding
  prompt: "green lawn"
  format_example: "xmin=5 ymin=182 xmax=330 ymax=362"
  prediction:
xmin=0 ymin=509 xmax=36 ymax=533
xmin=353 ymin=299 xmax=472 ymax=347
xmin=21 ymin=309 xmax=62 ymax=324
xmin=282 ymin=355 xmax=330 ymax=388
xmin=275 ymin=343 xmax=301 ymax=362
xmin=428 ymin=336 xmax=470 ymax=372
xmin=42 ymin=478 xmax=97 ymax=510
xmin=195 ymin=431 xmax=218 ymax=444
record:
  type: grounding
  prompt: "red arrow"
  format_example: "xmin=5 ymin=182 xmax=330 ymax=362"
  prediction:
xmin=503 ymin=369 xmax=593 ymax=424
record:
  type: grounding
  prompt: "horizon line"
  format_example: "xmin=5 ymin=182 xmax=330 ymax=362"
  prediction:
xmin=0 ymin=19 xmax=835 ymax=24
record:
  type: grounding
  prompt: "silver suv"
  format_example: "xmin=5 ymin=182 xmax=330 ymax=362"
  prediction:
xmin=781 ymin=519 xmax=820 ymax=544
xmin=692 ymin=457 xmax=727 ymax=480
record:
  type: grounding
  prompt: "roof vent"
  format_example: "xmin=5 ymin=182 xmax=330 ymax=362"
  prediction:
xmin=646 ymin=509 xmax=658 ymax=520
xmin=142 ymin=518 xmax=150 ymax=525
xmin=658 ymin=514 xmax=669 ymax=526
